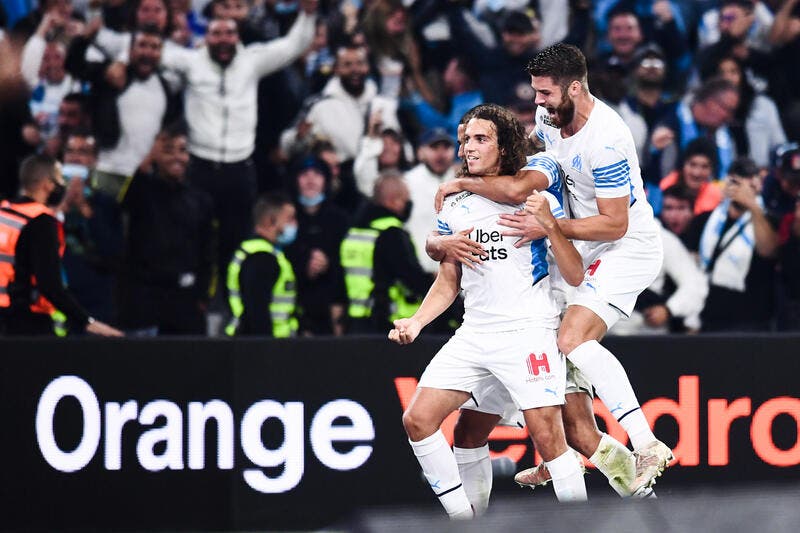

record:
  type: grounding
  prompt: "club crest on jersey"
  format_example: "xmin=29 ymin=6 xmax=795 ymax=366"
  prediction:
xmin=571 ymin=154 xmax=583 ymax=172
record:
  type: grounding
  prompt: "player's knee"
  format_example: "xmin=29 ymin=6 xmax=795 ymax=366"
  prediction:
xmin=558 ymin=329 xmax=585 ymax=356
xmin=453 ymin=419 xmax=487 ymax=449
xmin=402 ymin=408 xmax=434 ymax=442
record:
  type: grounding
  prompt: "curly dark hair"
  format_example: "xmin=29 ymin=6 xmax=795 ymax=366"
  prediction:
xmin=459 ymin=104 xmax=531 ymax=177
xmin=526 ymin=43 xmax=587 ymax=90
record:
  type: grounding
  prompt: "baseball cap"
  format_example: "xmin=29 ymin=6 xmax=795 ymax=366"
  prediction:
xmin=418 ymin=127 xmax=455 ymax=147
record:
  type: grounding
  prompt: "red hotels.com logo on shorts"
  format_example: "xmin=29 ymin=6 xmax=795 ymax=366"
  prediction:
xmin=394 ymin=375 xmax=800 ymax=468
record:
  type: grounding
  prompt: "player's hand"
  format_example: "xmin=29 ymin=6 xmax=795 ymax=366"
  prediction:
xmin=644 ymin=304 xmax=670 ymax=327
xmin=388 ymin=317 xmax=422 ymax=345
xmin=524 ymin=190 xmax=557 ymax=233
xmin=435 ymin=179 xmax=465 ymax=212
xmin=430 ymin=228 xmax=485 ymax=269
xmin=498 ymin=210 xmax=546 ymax=247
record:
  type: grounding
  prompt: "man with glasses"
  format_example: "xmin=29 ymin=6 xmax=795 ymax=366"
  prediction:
xmin=648 ymin=77 xmax=739 ymax=182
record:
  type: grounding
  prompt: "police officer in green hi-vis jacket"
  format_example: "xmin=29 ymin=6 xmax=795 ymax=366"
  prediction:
xmin=226 ymin=192 xmax=299 ymax=337
xmin=340 ymin=172 xmax=434 ymax=333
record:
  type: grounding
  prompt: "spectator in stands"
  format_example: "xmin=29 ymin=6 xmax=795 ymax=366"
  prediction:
xmin=225 ymin=192 xmax=299 ymax=337
xmin=648 ymin=77 xmax=739 ymax=181
xmin=611 ymin=217 xmax=708 ymax=335
xmin=404 ymin=128 xmax=456 ymax=275
xmin=443 ymin=7 xmax=540 ymax=106
xmin=660 ymin=184 xmax=696 ymax=244
xmin=340 ymin=172 xmax=430 ymax=333
xmin=763 ymin=142 xmax=800 ymax=220
xmin=9 ymin=0 xmax=82 ymax=44
xmin=280 ymin=43 xmax=401 ymax=162
xmin=119 ymin=122 xmax=214 ymax=335
xmin=776 ymin=191 xmax=800 ymax=330
xmin=626 ymin=44 xmax=676 ymax=136
xmin=20 ymin=12 xmax=82 ymax=149
xmin=161 ymin=0 xmax=316 ymax=296
xmin=659 ymin=137 xmax=723 ymax=215
xmin=58 ymin=130 xmax=123 ymax=324
xmin=594 ymin=2 xmax=690 ymax=92
xmin=698 ymin=0 xmax=774 ymax=53
xmin=89 ymin=0 xmax=175 ymax=62
xmin=0 ymin=154 xmax=122 ymax=336
xmin=66 ymin=24 xmax=180 ymax=180
xmin=408 ymin=55 xmax=483 ymax=141
xmin=353 ymin=110 xmax=411 ymax=198
xmin=24 ymin=91 xmax=91 ymax=159
xmin=685 ymin=157 xmax=779 ymax=332
xmin=767 ymin=0 xmax=800 ymax=128
xmin=707 ymin=53 xmax=786 ymax=169
xmin=361 ymin=0 xmax=427 ymax=100
xmin=284 ymin=156 xmax=349 ymax=336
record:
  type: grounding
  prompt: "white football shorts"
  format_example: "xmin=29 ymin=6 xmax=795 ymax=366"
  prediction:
xmin=419 ymin=326 xmax=566 ymax=411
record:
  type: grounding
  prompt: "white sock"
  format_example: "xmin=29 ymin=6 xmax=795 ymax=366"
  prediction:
xmin=567 ymin=340 xmax=656 ymax=450
xmin=589 ymin=433 xmax=636 ymax=497
xmin=545 ymin=450 xmax=587 ymax=502
xmin=410 ymin=430 xmax=473 ymax=518
xmin=454 ymin=445 xmax=492 ymax=516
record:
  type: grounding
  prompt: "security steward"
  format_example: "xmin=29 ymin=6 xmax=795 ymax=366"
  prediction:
xmin=340 ymin=172 xmax=432 ymax=333
xmin=0 ymin=154 xmax=122 ymax=336
xmin=226 ymin=192 xmax=299 ymax=337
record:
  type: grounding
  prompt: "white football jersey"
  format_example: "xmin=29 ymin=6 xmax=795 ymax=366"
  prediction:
xmin=437 ymin=160 xmax=565 ymax=331
xmin=535 ymin=98 xmax=658 ymax=242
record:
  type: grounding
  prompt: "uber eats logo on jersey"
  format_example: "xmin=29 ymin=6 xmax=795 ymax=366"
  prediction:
xmin=470 ymin=229 xmax=508 ymax=261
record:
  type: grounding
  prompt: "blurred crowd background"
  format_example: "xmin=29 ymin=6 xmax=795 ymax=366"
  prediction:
xmin=1 ymin=0 xmax=799 ymax=337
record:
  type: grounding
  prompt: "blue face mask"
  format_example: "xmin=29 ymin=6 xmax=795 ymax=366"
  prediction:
xmin=298 ymin=192 xmax=326 ymax=207
xmin=277 ymin=223 xmax=298 ymax=247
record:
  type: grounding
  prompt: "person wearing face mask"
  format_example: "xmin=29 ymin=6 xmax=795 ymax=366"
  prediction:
xmin=225 ymin=192 xmax=299 ymax=337
xmin=119 ymin=122 xmax=215 ymax=336
xmin=283 ymin=156 xmax=349 ymax=336
xmin=0 ymin=154 xmax=123 ymax=337
xmin=340 ymin=172 xmax=432 ymax=333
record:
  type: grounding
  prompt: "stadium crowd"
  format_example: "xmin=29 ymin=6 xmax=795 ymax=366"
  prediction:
xmin=0 ymin=0 xmax=799 ymax=336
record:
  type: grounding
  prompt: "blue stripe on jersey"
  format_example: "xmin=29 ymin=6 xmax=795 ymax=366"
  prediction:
xmin=530 ymin=237 xmax=549 ymax=284
xmin=437 ymin=219 xmax=453 ymax=235
xmin=593 ymin=160 xmax=631 ymax=187
xmin=525 ymin=154 xmax=561 ymax=189
xmin=536 ymin=128 xmax=545 ymax=141
xmin=551 ymin=207 xmax=565 ymax=219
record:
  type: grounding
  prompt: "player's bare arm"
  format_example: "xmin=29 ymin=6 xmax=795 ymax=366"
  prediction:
xmin=559 ymin=195 xmax=629 ymax=241
xmin=525 ymin=190 xmax=583 ymax=286
xmin=434 ymin=170 xmax=549 ymax=212
xmin=388 ymin=258 xmax=462 ymax=345
xmin=425 ymin=229 xmax=485 ymax=269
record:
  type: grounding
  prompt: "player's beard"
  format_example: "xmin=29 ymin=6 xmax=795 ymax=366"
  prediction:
xmin=550 ymin=91 xmax=576 ymax=128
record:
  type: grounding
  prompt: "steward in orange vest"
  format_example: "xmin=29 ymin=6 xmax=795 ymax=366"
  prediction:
xmin=0 ymin=155 xmax=122 ymax=337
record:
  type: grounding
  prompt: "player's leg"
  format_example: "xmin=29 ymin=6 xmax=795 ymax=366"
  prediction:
xmin=522 ymin=405 xmax=587 ymax=501
xmin=453 ymin=409 xmax=501 ymax=515
xmin=559 ymin=306 xmax=673 ymax=493
xmin=403 ymin=386 xmax=474 ymax=519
